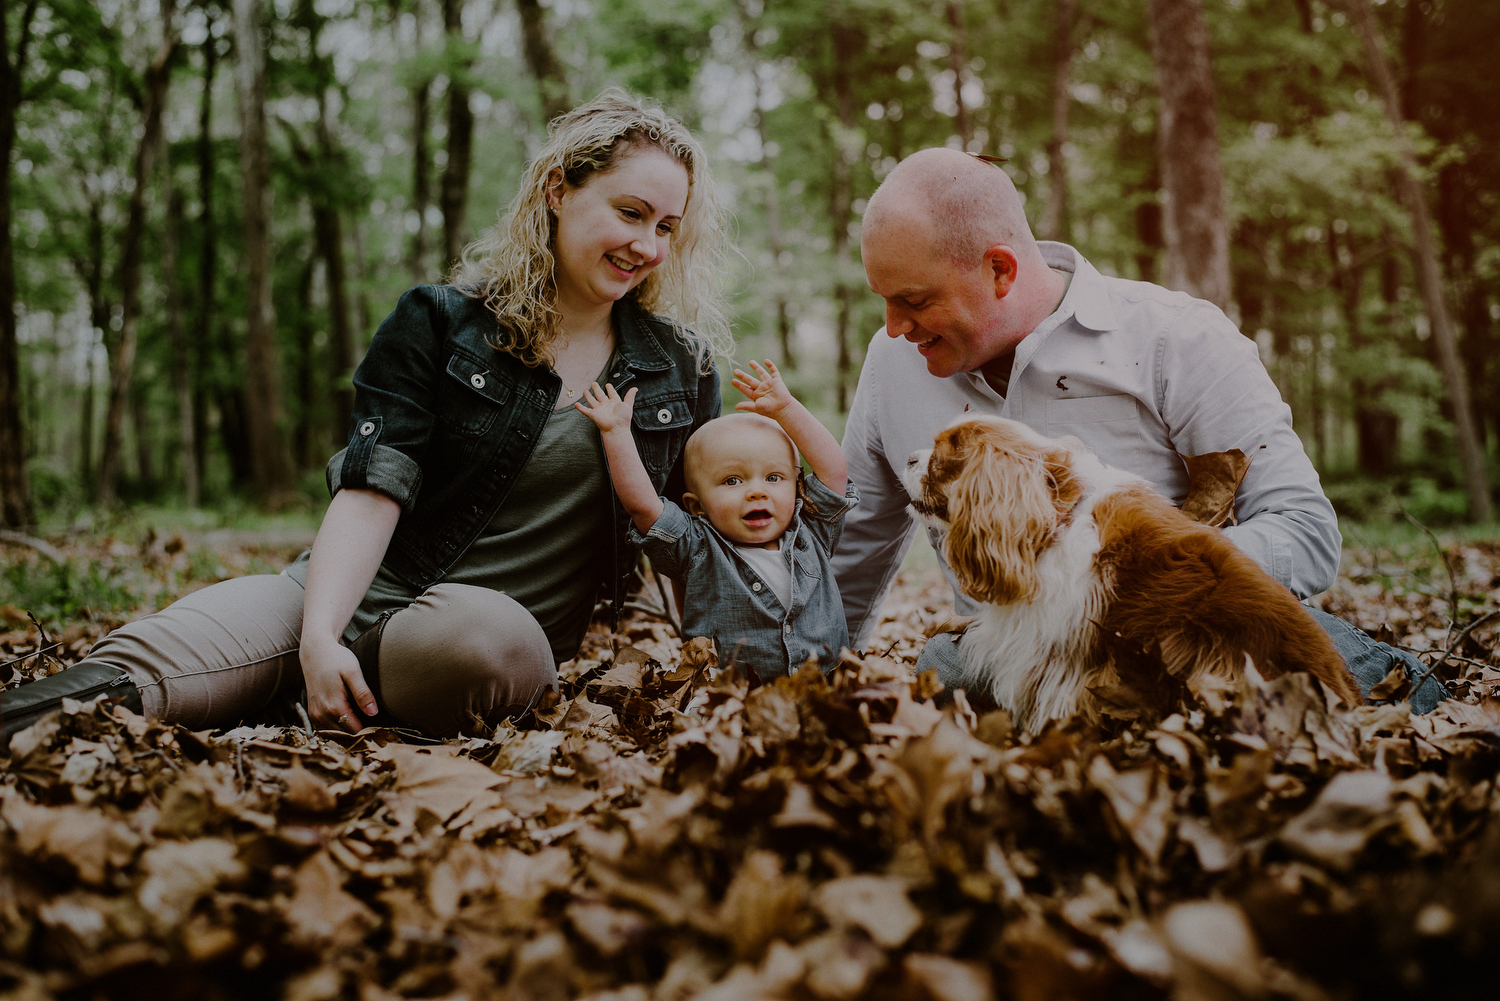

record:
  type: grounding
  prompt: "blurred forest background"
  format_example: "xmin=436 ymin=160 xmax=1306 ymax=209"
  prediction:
xmin=0 ymin=0 xmax=1496 ymax=532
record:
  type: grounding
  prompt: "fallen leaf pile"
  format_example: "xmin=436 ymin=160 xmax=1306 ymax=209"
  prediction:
xmin=1 ymin=543 xmax=1499 ymax=1000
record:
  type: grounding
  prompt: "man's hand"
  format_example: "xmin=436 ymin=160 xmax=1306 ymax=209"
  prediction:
xmin=300 ymin=635 xmax=378 ymax=733
xmin=732 ymin=360 xmax=795 ymax=421
xmin=576 ymin=383 xmax=638 ymax=435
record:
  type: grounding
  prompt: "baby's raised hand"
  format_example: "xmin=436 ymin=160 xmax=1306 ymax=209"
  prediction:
xmin=732 ymin=360 xmax=795 ymax=419
xmin=576 ymin=383 xmax=637 ymax=434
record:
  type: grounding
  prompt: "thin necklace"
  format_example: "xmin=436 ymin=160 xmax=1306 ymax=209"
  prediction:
xmin=557 ymin=330 xmax=614 ymax=401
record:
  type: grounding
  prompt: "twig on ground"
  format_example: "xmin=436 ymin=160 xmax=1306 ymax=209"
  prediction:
xmin=0 ymin=530 xmax=65 ymax=564
xmin=294 ymin=702 xmax=321 ymax=749
xmin=1401 ymin=508 xmax=1459 ymax=627
xmin=1406 ymin=609 xmax=1500 ymax=694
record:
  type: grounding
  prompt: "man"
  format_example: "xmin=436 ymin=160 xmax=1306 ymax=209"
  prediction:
xmin=831 ymin=147 xmax=1443 ymax=712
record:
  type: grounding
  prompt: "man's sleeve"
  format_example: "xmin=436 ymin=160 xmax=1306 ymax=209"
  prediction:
xmin=831 ymin=344 xmax=919 ymax=649
xmin=326 ymin=286 xmax=442 ymax=512
xmin=1159 ymin=300 xmax=1342 ymax=597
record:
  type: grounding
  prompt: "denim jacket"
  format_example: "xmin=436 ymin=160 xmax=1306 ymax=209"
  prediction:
xmin=327 ymin=285 xmax=720 ymax=618
xmin=632 ymin=474 xmax=859 ymax=680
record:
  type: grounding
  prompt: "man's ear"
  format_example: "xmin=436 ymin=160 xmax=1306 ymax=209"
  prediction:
xmin=681 ymin=492 xmax=705 ymax=517
xmin=983 ymin=245 xmax=1020 ymax=299
xmin=545 ymin=168 xmax=566 ymax=212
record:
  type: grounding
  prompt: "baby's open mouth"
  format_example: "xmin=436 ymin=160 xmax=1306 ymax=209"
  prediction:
xmin=744 ymin=509 xmax=773 ymax=525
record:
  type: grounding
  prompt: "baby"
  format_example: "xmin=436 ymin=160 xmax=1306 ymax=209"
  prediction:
xmin=578 ymin=360 xmax=858 ymax=681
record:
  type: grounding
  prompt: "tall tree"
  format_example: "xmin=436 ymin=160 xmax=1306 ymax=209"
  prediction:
xmin=827 ymin=22 xmax=860 ymax=413
xmin=1146 ymin=0 xmax=1230 ymax=310
xmin=516 ymin=0 xmax=569 ymax=123
xmin=1346 ymin=0 xmax=1491 ymax=521
xmin=233 ymin=0 xmax=292 ymax=498
xmin=98 ymin=0 xmax=177 ymax=504
xmin=439 ymin=0 xmax=474 ymax=272
xmin=0 ymin=0 xmax=37 ymax=526
xmin=165 ymin=188 xmax=198 ymax=506
xmin=944 ymin=1 xmax=970 ymax=148
xmin=1043 ymin=0 xmax=1077 ymax=243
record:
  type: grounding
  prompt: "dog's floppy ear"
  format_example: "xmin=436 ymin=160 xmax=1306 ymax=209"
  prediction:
xmin=942 ymin=428 xmax=1061 ymax=604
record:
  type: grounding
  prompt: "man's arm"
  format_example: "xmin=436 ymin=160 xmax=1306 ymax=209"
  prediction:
xmin=830 ymin=347 xmax=919 ymax=649
xmin=1162 ymin=300 xmax=1341 ymax=597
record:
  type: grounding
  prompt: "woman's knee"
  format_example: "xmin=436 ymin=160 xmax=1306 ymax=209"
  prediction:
xmin=378 ymin=584 xmax=557 ymax=730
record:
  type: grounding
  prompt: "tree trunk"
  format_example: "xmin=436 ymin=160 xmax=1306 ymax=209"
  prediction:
xmin=0 ymin=0 xmax=36 ymax=527
xmin=314 ymin=94 xmax=355 ymax=446
xmin=1043 ymin=0 xmax=1075 ymax=243
xmin=70 ymin=195 xmax=110 ymax=493
xmin=945 ymin=2 xmax=970 ymax=148
xmin=829 ymin=24 xmax=860 ymax=414
xmin=1146 ymin=0 xmax=1231 ymax=311
xmin=516 ymin=0 xmax=570 ymax=123
xmin=165 ymin=189 xmax=199 ymax=506
xmin=1347 ymin=0 xmax=1491 ymax=520
xmin=741 ymin=6 xmax=792 ymax=368
xmin=440 ymin=0 xmax=474 ymax=273
xmin=130 ymin=388 xmax=153 ymax=489
xmin=233 ymin=0 xmax=293 ymax=499
xmin=98 ymin=0 xmax=177 ymax=504
xmin=408 ymin=75 xmax=431 ymax=281
xmin=195 ymin=25 xmax=218 ymax=488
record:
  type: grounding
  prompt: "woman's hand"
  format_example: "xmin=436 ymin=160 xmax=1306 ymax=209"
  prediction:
xmin=300 ymin=635 xmax=378 ymax=732
xmin=576 ymin=383 xmax=638 ymax=435
xmin=732 ymin=360 xmax=795 ymax=421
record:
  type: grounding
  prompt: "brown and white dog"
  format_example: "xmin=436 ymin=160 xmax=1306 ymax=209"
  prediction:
xmin=904 ymin=415 xmax=1362 ymax=729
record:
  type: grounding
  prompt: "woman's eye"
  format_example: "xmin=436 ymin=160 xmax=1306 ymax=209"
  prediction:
xmin=657 ymin=223 xmax=674 ymax=236
xmin=620 ymin=207 xmax=640 ymax=220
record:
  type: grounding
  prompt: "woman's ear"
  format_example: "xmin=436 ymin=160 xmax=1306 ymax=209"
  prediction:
xmin=681 ymin=492 xmax=704 ymax=517
xmin=545 ymin=168 xmax=567 ymax=212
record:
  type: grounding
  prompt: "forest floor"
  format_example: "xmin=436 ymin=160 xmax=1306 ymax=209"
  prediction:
xmin=1 ymin=524 xmax=1499 ymax=1000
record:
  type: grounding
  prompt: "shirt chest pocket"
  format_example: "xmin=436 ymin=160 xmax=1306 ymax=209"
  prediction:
xmin=442 ymin=354 xmax=512 ymax=436
xmin=631 ymin=395 xmax=694 ymax=475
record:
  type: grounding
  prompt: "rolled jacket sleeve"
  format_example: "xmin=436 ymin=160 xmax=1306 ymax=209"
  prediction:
xmin=798 ymin=473 xmax=859 ymax=556
xmin=629 ymin=500 xmax=704 ymax=581
xmin=325 ymin=287 xmax=446 ymax=513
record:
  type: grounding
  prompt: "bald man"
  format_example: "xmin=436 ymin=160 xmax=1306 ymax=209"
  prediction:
xmin=832 ymin=147 xmax=1445 ymax=712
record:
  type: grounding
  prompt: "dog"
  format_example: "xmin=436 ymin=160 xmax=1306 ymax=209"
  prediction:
xmin=903 ymin=414 xmax=1362 ymax=730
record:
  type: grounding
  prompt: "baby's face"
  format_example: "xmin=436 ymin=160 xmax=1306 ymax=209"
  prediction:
xmin=684 ymin=419 xmax=799 ymax=549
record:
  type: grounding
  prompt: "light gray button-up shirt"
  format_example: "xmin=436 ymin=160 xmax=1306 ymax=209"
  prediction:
xmin=834 ymin=242 xmax=1341 ymax=649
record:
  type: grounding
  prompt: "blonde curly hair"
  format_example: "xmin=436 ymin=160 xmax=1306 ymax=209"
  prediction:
xmin=450 ymin=89 xmax=731 ymax=371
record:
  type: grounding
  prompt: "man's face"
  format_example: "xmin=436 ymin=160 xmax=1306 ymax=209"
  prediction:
xmin=862 ymin=211 xmax=1007 ymax=379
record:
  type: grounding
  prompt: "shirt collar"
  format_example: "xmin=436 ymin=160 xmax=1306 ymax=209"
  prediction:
xmin=1037 ymin=241 xmax=1116 ymax=333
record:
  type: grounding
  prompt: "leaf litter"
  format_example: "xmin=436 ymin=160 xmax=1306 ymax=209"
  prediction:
xmin=1 ymin=545 xmax=1500 ymax=1000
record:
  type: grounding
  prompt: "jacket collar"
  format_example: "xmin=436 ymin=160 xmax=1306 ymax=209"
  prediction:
xmin=613 ymin=298 xmax=676 ymax=373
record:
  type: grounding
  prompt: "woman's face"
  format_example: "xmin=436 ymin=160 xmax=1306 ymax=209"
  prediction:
xmin=547 ymin=146 xmax=690 ymax=315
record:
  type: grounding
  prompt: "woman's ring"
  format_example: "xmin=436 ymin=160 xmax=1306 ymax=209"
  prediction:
xmin=337 ymin=714 xmax=349 ymax=723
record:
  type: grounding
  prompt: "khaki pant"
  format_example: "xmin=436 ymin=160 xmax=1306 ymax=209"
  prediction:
xmin=78 ymin=574 xmax=557 ymax=737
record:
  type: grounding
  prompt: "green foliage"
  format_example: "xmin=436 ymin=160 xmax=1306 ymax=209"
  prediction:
xmin=3 ymin=0 xmax=1496 ymax=520
xmin=0 ymin=558 xmax=140 ymax=621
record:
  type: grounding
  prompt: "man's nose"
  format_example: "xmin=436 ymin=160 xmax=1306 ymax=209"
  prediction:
xmin=886 ymin=305 xmax=915 ymax=337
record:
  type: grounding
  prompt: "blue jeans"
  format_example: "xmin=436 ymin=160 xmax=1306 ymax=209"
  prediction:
xmin=915 ymin=608 xmax=1447 ymax=714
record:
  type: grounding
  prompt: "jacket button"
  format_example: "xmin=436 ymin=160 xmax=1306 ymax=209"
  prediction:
xmin=470 ymin=373 xmax=486 ymax=389
xmin=752 ymin=582 xmax=762 ymax=592
xmin=359 ymin=421 xmax=375 ymax=437
xmin=783 ymin=624 xmax=791 ymax=635
xmin=657 ymin=408 xmax=672 ymax=424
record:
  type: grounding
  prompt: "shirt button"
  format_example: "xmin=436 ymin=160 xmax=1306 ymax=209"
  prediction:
xmin=783 ymin=624 xmax=791 ymax=635
xmin=359 ymin=421 xmax=375 ymax=437
xmin=657 ymin=408 xmax=672 ymax=424
xmin=470 ymin=373 xmax=486 ymax=389
xmin=752 ymin=582 xmax=762 ymax=592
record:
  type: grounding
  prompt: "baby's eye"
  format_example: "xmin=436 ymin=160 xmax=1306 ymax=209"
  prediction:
xmin=724 ymin=476 xmax=742 ymax=486
xmin=766 ymin=473 xmax=784 ymax=482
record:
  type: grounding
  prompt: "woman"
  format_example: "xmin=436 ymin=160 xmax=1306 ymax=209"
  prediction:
xmin=1 ymin=90 xmax=730 ymax=740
